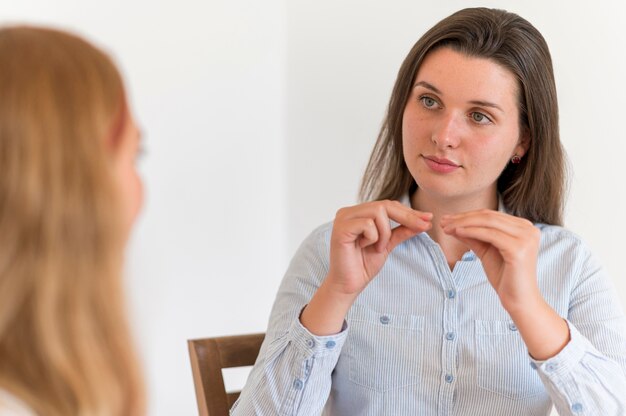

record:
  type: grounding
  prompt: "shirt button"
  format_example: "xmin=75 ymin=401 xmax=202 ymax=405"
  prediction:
xmin=462 ymin=251 xmax=476 ymax=261
xmin=380 ymin=315 xmax=391 ymax=325
xmin=306 ymin=339 xmax=315 ymax=348
xmin=546 ymin=363 xmax=556 ymax=372
xmin=508 ymin=323 xmax=518 ymax=331
xmin=447 ymin=289 xmax=456 ymax=299
xmin=445 ymin=332 xmax=456 ymax=341
xmin=325 ymin=340 xmax=336 ymax=349
xmin=293 ymin=379 xmax=303 ymax=390
xmin=571 ymin=403 xmax=583 ymax=413
xmin=444 ymin=374 xmax=454 ymax=383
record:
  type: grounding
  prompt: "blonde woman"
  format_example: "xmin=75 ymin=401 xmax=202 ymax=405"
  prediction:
xmin=0 ymin=27 xmax=144 ymax=415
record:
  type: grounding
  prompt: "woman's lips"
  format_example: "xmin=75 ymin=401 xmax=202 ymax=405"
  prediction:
xmin=422 ymin=155 xmax=461 ymax=173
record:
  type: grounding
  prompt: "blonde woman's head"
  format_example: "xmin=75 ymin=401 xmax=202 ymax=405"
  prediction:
xmin=0 ymin=26 xmax=144 ymax=415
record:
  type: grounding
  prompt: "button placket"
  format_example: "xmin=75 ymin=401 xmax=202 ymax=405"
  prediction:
xmin=442 ymin=285 xmax=459 ymax=404
xmin=429 ymin=244 xmax=460 ymax=415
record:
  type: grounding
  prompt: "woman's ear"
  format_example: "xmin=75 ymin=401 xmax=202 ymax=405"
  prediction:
xmin=106 ymin=96 xmax=129 ymax=152
xmin=515 ymin=128 xmax=531 ymax=158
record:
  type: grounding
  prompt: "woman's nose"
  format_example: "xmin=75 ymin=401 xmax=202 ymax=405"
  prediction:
xmin=431 ymin=113 xmax=462 ymax=148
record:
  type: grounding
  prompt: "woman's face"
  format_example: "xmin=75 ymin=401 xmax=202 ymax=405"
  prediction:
xmin=113 ymin=107 xmax=144 ymax=238
xmin=402 ymin=47 xmax=528 ymax=203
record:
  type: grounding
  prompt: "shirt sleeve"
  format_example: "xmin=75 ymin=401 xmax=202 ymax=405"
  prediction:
xmin=231 ymin=224 xmax=348 ymax=416
xmin=531 ymin=246 xmax=626 ymax=415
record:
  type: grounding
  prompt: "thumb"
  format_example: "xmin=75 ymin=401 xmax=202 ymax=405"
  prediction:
xmin=448 ymin=229 xmax=489 ymax=258
xmin=387 ymin=224 xmax=427 ymax=252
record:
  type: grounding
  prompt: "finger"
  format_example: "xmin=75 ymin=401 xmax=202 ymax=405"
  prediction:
xmin=388 ymin=222 xmax=431 ymax=252
xmin=441 ymin=210 xmax=531 ymax=238
xmin=360 ymin=220 xmax=379 ymax=248
xmin=338 ymin=200 xmax=432 ymax=231
xmin=443 ymin=228 xmax=490 ymax=257
xmin=336 ymin=218 xmax=379 ymax=247
xmin=381 ymin=200 xmax=433 ymax=231
xmin=373 ymin=211 xmax=392 ymax=253
xmin=347 ymin=205 xmax=395 ymax=253
xmin=447 ymin=226 xmax=519 ymax=258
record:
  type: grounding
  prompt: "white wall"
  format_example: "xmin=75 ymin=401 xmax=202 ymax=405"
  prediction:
xmin=2 ymin=1 xmax=624 ymax=415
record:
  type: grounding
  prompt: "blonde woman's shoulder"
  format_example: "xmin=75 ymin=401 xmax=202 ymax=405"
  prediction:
xmin=0 ymin=390 xmax=33 ymax=416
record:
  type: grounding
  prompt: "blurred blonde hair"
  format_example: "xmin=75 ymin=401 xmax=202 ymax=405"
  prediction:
xmin=0 ymin=26 xmax=144 ymax=415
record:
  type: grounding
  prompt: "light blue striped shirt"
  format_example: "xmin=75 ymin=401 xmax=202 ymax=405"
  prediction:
xmin=232 ymin=205 xmax=626 ymax=415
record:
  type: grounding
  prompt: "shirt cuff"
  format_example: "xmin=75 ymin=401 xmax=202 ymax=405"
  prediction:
xmin=288 ymin=310 xmax=349 ymax=358
xmin=529 ymin=320 xmax=593 ymax=379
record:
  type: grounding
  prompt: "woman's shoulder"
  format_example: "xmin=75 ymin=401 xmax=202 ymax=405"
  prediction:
xmin=296 ymin=220 xmax=334 ymax=249
xmin=290 ymin=221 xmax=334 ymax=260
xmin=536 ymin=223 xmax=581 ymax=239
xmin=535 ymin=223 xmax=593 ymax=257
xmin=309 ymin=220 xmax=334 ymax=239
xmin=0 ymin=389 xmax=34 ymax=416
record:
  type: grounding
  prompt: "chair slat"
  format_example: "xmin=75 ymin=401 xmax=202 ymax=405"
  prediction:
xmin=227 ymin=392 xmax=240 ymax=408
xmin=188 ymin=333 xmax=265 ymax=416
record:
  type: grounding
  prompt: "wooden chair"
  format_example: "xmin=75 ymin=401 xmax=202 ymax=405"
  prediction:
xmin=188 ymin=333 xmax=265 ymax=416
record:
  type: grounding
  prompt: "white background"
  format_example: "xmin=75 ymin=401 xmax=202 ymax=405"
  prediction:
xmin=2 ymin=1 xmax=625 ymax=415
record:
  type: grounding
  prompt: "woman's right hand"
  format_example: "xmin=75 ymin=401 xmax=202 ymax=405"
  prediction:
xmin=326 ymin=200 xmax=432 ymax=296
xmin=301 ymin=200 xmax=432 ymax=335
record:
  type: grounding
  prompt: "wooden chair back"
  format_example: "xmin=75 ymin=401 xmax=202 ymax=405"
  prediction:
xmin=188 ymin=333 xmax=265 ymax=416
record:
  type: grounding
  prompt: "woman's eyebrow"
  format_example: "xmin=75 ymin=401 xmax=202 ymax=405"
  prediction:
xmin=413 ymin=80 xmax=442 ymax=94
xmin=469 ymin=100 xmax=504 ymax=113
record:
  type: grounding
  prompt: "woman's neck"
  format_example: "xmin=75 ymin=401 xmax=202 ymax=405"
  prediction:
xmin=410 ymin=188 xmax=498 ymax=269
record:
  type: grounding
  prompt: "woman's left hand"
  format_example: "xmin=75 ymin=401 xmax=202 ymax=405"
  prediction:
xmin=440 ymin=210 xmax=542 ymax=312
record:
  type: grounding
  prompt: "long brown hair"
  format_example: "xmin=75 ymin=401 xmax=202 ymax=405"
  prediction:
xmin=0 ymin=27 xmax=144 ymax=415
xmin=359 ymin=7 xmax=566 ymax=225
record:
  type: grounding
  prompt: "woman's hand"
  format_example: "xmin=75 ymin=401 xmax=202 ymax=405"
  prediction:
xmin=326 ymin=200 xmax=432 ymax=296
xmin=302 ymin=200 xmax=431 ymax=336
xmin=440 ymin=210 xmax=541 ymax=312
xmin=440 ymin=210 xmax=571 ymax=360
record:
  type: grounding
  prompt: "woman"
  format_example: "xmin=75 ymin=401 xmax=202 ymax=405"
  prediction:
xmin=0 ymin=27 xmax=144 ymax=415
xmin=232 ymin=7 xmax=626 ymax=416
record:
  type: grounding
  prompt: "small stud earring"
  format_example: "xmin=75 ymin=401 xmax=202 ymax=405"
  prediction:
xmin=511 ymin=155 xmax=522 ymax=164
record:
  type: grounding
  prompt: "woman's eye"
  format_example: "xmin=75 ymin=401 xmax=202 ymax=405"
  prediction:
xmin=470 ymin=112 xmax=491 ymax=124
xmin=420 ymin=96 xmax=438 ymax=109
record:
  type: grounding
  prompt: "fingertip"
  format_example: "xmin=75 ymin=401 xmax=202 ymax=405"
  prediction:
xmin=415 ymin=219 xmax=432 ymax=232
